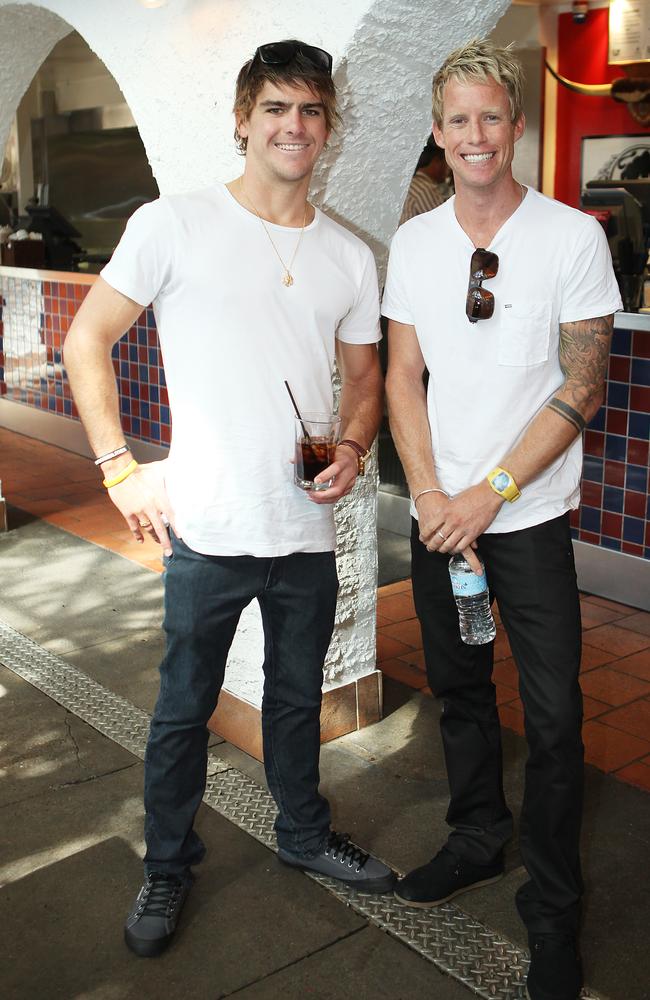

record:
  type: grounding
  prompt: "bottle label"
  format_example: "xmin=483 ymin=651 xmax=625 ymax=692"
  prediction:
xmin=449 ymin=569 xmax=488 ymax=597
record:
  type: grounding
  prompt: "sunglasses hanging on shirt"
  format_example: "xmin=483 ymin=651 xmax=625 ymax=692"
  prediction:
xmin=466 ymin=248 xmax=499 ymax=323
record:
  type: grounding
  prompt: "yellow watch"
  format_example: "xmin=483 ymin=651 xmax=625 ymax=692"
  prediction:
xmin=487 ymin=466 xmax=521 ymax=503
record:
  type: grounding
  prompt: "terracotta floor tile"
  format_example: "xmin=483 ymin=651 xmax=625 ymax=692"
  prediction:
xmin=376 ymin=632 xmax=415 ymax=663
xmin=582 ymin=720 xmax=650 ymax=772
xmin=580 ymin=624 xmax=650 ymax=657
xmin=492 ymin=657 xmax=519 ymax=690
xmin=583 ymin=594 xmax=640 ymax=614
xmin=608 ymin=648 xmax=650 ymax=683
xmin=398 ymin=648 xmax=426 ymax=670
xmin=377 ymin=580 xmax=412 ymax=597
xmin=379 ymin=617 xmax=423 ymax=649
xmin=614 ymin=612 xmax=650 ymax=638
xmin=375 ymin=614 xmax=392 ymax=629
xmin=498 ymin=702 xmax=525 ymax=737
xmin=376 ymin=591 xmax=417 ymax=622
xmin=580 ymin=643 xmax=618 ymax=673
xmin=579 ymin=600 xmax=631 ymax=628
xmin=614 ymin=760 xmax=650 ymax=793
xmin=495 ymin=683 xmax=519 ymax=706
xmin=379 ymin=658 xmax=428 ymax=689
xmin=579 ymin=666 xmax=650 ymax=706
xmin=598 ymin=699 xmax=650 ymax=743
xmin=493 ymin=627 xmax=512 ymax=662
xmin=582 ymin=695 xmax=611 ymax=721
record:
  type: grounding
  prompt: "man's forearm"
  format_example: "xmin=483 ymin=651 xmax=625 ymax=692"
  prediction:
xmin=385 ymin=368 xmax=438 ymax=496
xmin=338 ymin=360 xmax=384 ymax=450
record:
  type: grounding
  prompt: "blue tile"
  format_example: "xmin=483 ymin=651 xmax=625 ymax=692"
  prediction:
xmin=141 ymin=402 xmax=150 ymax=420
xmin=631 ymin=358 xmax=650 ymax=387
xmin=150 ymin=385 xmax=159 ymax=403
xmin=131 ymin=418 xmax=141 ymax=436
xmin=600 ymin=535 xmax=621 ymax=551
xmin=588 ymin=407 xmax=606 ymax=431
xmin=645 ymin=548 xmax=650 ymax=560
xmin=129 ymin=381 xmax=140 ymax=400
xmin=647 ymin=495 xmax=650 ymax=522
xmin=64 ymin=398 xmax=72 ymax=416
xmin=607 ymin=382 xmax=629 ymax=409
xmin=139 ymin=364 xmax=148 ymax=382
xmin=160 ymin=369 xmax=167 ymax=388
xmin=603 ymin=486 xmax=624 ymax=513
xmin=626 ymin=464 xmax=648 ymax=492
xmin=120 ymin=360 xmax=129 ymax=378
xmin=148 ymin=348 xmax=158 ymax=366
xmin=121 ymin=398 xmax=131 ymax=416
xmin=611 ymin=328 xmax=631 ymax=355
xmin=129 ymin=344 xmax=138 ymax=362
xmin=580 ymin=506 xmax=601 ymax=533
xmin=604 ymin=434 xmax=627 ymax=461
xmin=583 ymin=456 xmax=604 ymax=483
xmin=623 ymin=516 xmax=644 ymax=544
xmin=629 ymin=411 xmax=650 ymax=439
xmin=146 ymin=308 xmax=155 ymax=327
xmin=151 ymin=424 xmax=160 ymax=441
xmin=161 ymin=405 xmax=170 ymax=426
xmin=570 ymin=526 xmax=579 ymax=540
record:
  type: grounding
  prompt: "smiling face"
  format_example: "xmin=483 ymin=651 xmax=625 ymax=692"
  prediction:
xmin=432 ymin=76 xmax=525 ymax=197
xmin=236 ymin=79 xmax=330 ymax=186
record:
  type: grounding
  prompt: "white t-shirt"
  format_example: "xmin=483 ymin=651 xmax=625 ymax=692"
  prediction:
xmin=101 ymin=184 xmax=381 ymax=556
xmin=382 ymin=187 xmax=622 ymax=533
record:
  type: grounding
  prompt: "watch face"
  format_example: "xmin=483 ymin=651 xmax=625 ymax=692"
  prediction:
xmin=493 ymin=471 xmax=510 ymax=492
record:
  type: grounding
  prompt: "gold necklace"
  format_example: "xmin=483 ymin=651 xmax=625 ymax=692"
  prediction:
xmin=240 ymin=182 xmax=308 ymax=287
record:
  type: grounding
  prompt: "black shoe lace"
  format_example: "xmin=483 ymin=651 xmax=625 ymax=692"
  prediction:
xmin=137 ymin=874 xmax=183 ymax=918
xmin=324 ymin=832 xmax=369 ymax=871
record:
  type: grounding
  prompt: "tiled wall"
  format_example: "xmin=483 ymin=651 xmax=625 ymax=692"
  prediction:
xmin=570 ymin=325 xmax=650 ymax=560
xmin=0 ymin=273 xmax=170 ymax=446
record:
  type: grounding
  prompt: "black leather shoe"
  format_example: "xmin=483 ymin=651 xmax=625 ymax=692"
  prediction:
xmin=395 ymin=847 xmax=504 ymax=907
xmin=278 ymin=830 xmax=396 ymax=893
xmin=526 ymin=934 xmax=583 ymax=1000
xmin=124 ymin=872 xmax=193 ymax=957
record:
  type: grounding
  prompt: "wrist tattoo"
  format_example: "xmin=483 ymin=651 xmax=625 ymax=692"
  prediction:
xmin=546 ymin=397 xmax=586 ymax=434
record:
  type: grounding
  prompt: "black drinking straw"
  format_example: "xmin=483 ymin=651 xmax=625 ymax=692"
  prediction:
xmin=284 ymin=380 xmax=312 ymax=443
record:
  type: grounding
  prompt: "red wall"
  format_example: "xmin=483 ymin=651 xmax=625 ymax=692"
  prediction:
xmin=554 ymin=7 xmax=648 ymax=207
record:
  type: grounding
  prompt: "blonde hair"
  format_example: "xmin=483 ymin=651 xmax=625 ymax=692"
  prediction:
xmin=431 ymin=39 xmax=524 ymax=128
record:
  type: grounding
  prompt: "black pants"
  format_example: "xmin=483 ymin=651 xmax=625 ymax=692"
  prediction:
xmin=411 ymin=513 xmax=584 ymax=936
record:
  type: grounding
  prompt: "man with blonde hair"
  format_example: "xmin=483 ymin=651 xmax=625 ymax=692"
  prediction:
xmin=384 ymin=38 xmax=621 ymax=1000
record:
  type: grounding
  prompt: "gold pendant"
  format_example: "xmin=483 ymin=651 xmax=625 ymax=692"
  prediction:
xmin=282 ymin=272 xmax=294 ymax=287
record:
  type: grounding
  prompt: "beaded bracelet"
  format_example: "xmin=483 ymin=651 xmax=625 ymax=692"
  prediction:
xmin=412 ymin=487 xmax=450 ymax=507
xmin=102 ymin=459 xmax=139 ymax=489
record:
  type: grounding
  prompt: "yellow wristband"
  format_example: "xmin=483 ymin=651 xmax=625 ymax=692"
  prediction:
xmin=487 ymin=466 xmax=521 ymax=502
xmin=102 ymin=459 xmax=138 ymax=489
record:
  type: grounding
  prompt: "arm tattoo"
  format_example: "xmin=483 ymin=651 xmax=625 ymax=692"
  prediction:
xmin=545 ymin=314 xmax=614 ymax=427
xmin=547 ymin=397 xmax=586 ymax=434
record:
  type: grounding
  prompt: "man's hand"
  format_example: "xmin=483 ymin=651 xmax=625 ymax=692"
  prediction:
xmin=305 ymin=446 xmax=358 ymax=505
xmin=417 ymin=483 xmax=502 ymax=573
xmin=107 ymin=460 xmax=176 ymax=555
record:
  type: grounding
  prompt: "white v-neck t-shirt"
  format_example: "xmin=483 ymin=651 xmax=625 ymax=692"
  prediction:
xmin=382 ymin=187 xmax=621 ymax=533
xmin=101 ymin=184 xmax=381 ymax=556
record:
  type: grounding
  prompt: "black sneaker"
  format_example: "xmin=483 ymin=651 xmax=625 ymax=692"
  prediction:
xmin=526 ymin=934 xmax=583 ymax=1000
xmin=124 ymin=872 xmax=193 ymax=957
xmin=278 ymin=831 xmax=396 ymax=893
xmin=395 ymin=847 xmax=504 ymax=907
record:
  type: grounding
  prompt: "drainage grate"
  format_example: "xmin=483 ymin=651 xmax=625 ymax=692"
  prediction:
xmin=0 ymin=619 xmax=606 ymax=1000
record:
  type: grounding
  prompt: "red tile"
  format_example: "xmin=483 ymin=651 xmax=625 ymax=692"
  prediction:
xmin=605 ymin=408 xmax=627 ymax=435
xmin=582 ymin=624 xmax=650 ymax=656
xmin=583 ymin=429 xmax=604 ymax=458
xmin=630 ymin=385 xmax=650 ymax=412
xmin=380 ymin=618 xmax=423 ymax=648
xmin=398 ymin=648 xmax=426 ymax=670
xmin=569 ymin=508 xmax=579 ymax=528
xmin=493 ymin=627 xmax=512 ymax=662
xmin=633 ymin=330 xmax=650 ymax=358
xmin=579 ymin=666 xmax=650 ymax=706
xmin=624 ymin=490 xmax=646 ymax=518
xmin=376 ymin=633 xmax=414 ymax=663
xmin=492 ymin=657 xmax=519 ymax=689
xmin=599 ymin=699 xmax=650 ymax=742
xmin=580 ymin=480 xmax=602 ymax=508
xmin=377 ymin=592 xmax=417 ymax=622
xmin=627 ymin=438 xmax=649 ymax=467
xmin=608 ymin=355 xmax=631 ymax=381
xmin=498 ymin=702 xmax=525 ymax=736
xmin=584 ymin=595 xmax=637 ymax=613
xmin=622 ymin=542 xmax=645 ymax=557
xmin=578 ymin=530 xmax=600 ymax=545
xmin=601 ymin=511 xmax=622 ymax=539
xmin=615 ymin=759 xmax=650 ymax=793
xmin=615 ymin=611 xmax=650 ymax=638
xmin=603 ymin=461 xmax=626 ymax=488
xmin=582 ymin=720 xmax=650 ymax=772
xmin=579 ymin=600 xmax=628 ymax=628
xmin=495 ymin=683 xmax=519 ymax=705
xmin=379 ymin=658 xmax=427 ymax=689
xmin=582 ymin=695 xmax=610 ymax=720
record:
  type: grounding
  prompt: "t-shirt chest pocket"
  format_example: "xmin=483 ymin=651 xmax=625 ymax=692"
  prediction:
xmin=497 ymin=300 xmax=552 ymax=367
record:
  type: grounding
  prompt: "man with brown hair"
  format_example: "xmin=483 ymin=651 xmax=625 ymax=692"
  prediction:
xmin=384 ymin=39 xmax=621 ymax=1000
xmin=64 ymin=39 xmax=391 ymax=958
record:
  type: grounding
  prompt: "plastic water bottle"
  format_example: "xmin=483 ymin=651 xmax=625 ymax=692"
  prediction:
xmin=448 ymin=552 xmax=496 ymax=645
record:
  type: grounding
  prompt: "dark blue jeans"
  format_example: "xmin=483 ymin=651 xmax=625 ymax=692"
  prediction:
xmin=143 ymin=533 xmax=338 ymax=875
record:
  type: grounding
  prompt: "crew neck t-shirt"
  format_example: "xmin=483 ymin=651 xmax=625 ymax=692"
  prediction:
xmin=382 ymin=187 xmax=622 ymax=533
xmin=101 ymin=184 xmax=381 ymax=556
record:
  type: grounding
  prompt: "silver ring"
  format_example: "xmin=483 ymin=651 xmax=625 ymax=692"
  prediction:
xmin=437 ymin=530 xmax=447 ymax=541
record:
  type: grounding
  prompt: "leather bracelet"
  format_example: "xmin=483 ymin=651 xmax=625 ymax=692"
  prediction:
xmin=94 ymin=445 xmax=129 ymax=467
xmin=413 ymin=487 xmax=450 ymax=506
xmin=338 ymin=439 xmax=371 ymax=476
xmin=102 ymin=459 xmax=138 ymax=489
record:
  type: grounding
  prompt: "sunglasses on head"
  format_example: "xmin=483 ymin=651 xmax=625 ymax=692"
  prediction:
xmin=248 ymin=41 xmax=333 ymax=78
xmin=466 ymin=248 xmax=499 ymax=323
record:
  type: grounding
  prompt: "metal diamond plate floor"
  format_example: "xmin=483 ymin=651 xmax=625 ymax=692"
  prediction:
xmin=0 ymin=618 xmax=608 ymax=1000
